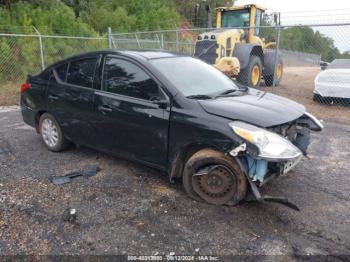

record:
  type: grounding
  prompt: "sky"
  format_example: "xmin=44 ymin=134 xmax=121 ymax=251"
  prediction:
xmin=236 ymin=0 xmax=350 ymax=52
xmin=236 ymin=0 xmax=350 ymax=14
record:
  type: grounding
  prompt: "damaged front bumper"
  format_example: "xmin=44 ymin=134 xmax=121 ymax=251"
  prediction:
xmin=229 ymin=112 xmax=322 ymax=184
xmin=227 ymin=113 xmax=323 ymax=210
xmin=230 ymin=144 xmax=303 ymax=185
xmin=231 ymin=148 xmax=304 ymax=211
xmin=228 ymin=137 xmax=305 ymax=211
xmin=280 ymin=154 xmax=303 ymax=176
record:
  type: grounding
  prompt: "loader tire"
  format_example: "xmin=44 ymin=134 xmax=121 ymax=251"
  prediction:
xmin=265 ymin=59 xmax=283 ymax=87
xmin=237 ymin=56 xmax=262 ymax=88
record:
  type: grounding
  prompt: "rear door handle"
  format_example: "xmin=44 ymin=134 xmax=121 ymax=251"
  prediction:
xmin=98 ymin=105 xmax=113 ymax=113
xmin=48 ymin=95 xmax=59 ymax=100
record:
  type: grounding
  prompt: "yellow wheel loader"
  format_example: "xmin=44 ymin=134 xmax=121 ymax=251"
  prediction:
xmin=194 ymin=4 xmax=283 ymax=87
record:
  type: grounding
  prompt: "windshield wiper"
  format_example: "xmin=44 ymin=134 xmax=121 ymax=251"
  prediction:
xmin=215 ymin=89 xmax=242 ymax=98
xmin=233 ymin=81 xmax=249 ymax=92
xmin=220 ymin=89 xmax=239 ymax=95
xmin=186 ymin=94 xmax=213 ymax=100
xmin=215 ymin=85 xmax=249 ymax=98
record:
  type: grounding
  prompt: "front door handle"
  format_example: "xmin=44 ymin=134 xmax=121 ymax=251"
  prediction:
xmin=48 ymin=94 xmax=59 ymax=101
xmin=98 ymin=105 xmax=113 ymax=113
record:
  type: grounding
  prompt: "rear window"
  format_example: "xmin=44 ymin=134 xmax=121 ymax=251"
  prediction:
xmin=67 ymin=58 xmax=97 ymax=88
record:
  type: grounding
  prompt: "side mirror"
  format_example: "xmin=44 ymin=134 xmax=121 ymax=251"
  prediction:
xmin=320 ymin=61 xmax=329 ymax=70
xmin=151 ymin=98 xmax=169 ymax=109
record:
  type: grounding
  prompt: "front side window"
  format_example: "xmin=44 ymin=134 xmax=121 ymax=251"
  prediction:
xmin=67 ymin=58 xmax=97 ymax=88
xmin=103 ymin=57 xmax=162 ymax=101
xmin=254 ymin=9 xmax=262 ymax=35
xmin=221 ymin=9 xmax=250 ymax=28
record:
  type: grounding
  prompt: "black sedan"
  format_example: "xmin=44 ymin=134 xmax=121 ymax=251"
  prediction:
xmin=20 ymin=50 xmax=323 ymax=209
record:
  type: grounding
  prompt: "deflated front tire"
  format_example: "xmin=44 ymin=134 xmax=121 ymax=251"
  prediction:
xmin=183 ymin=148 xmax=247 ymax=206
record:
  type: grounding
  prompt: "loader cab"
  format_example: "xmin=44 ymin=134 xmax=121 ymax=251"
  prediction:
xmin=216 ymin=4 xmax=265 ymax=42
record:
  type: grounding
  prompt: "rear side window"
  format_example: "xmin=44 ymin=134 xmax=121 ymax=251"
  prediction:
xmin=55 ymin=63 xmax=68 ymax=82
xmin=67 ymin=58 xmax=97 ymax=88
xmin=38 ymin=69 xmax=51 ymax=81
xmin=103 ymin=57 xmax=162 ymax=101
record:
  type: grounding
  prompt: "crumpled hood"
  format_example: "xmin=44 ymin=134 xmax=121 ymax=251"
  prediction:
xmin=199 ymin=89 xmax=305 ymax=127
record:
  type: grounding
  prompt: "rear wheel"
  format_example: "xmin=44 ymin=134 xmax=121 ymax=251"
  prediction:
xmin=237 ymin=56 xmax=262 ymax=88
xmin=183 ymin=149 xmax=247 ymax=205
xmin=39 ymin=113 xmax=70 ymax=152
xmin=313 ymin=93 xmax=331 ymax=104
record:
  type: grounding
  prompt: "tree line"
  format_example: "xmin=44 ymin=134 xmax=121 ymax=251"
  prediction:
xmin=262 ymin=25 xmax=350 ymax=62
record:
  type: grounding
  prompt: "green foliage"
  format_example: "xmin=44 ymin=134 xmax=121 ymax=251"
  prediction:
xmin=84 ymin=0 xmax=179 ymax=33
xmin=262 ymin=14 xmax=349 ymax=62
xmin=165 ymin=0 xmax=230 ymax=27
xmin=261 ymin=19 xmax=348 ymax=62
xmin=279 ymin=27 xmax=349 ymax=62
xmin=0 ymin=0 xmax=101 ymax=82
xmin=0 ymin=0 xmax=97 ymax=35
xmin=0 ymin=0 xmax=180 ymax=83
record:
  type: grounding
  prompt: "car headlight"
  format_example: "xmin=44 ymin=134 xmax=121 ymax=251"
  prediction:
xmin=229 ymin=121 xmax=302 ymax=161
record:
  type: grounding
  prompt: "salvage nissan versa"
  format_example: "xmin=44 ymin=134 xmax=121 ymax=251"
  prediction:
xmin=20 ymin=50 xmax=323 ymax=210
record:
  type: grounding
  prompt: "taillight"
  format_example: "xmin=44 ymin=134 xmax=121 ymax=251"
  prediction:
xmin=20 ymin=82 xmax=31 ymax=93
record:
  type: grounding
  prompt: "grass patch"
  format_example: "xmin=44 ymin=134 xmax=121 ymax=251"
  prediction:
xmin=0 ymin=82 xmax=21 ymax=106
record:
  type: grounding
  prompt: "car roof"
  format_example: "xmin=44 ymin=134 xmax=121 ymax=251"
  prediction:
xmin=47 ymin=49 xmax=180 ymax=69
xmin=118 ymin=50 xmax=178 ymax=60
xmin=328 ymin=59 xmax=350 ymax=69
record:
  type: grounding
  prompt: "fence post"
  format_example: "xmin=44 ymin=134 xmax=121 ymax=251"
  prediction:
xmin=108 ymin=27 xmax=112 ymax=49
xmin=33 ymin=26 xmax=45 ymax=70
xmin=176 ymin=30 xmax=179 ymax=52
xmin=155 ymin=34 xmax=161 ymax=49
xmin=160 ymin=33 xmax=164 ymax=50
xmin=135 ymin=33 xmax=141 ymax=49
xmin=272 ymin=25 xmax=281 ymax=92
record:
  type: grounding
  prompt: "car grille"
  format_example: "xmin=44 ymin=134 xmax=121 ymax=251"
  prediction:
xmin=194 ymin=40 xmax=218 ymax=64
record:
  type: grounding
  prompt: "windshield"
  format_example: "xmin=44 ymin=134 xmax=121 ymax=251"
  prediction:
xmin=222 ymin=9 xmax=250 ymax=28
xmin=150 ymin=57 xmax=238 ymax=97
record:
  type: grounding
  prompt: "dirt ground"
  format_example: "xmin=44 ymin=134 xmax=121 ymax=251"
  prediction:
xmin=0 ymin=107 xmax=350 ymax=259
xmin=0 ymin=82 xmax=19 ymax=106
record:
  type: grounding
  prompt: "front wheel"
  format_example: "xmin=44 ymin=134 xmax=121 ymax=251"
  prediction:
xmin=183 ymin=149 xmax=247 ymax=205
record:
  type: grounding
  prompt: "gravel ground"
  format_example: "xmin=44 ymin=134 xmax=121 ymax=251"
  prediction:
xmin=0 ymin=107 xmax=349 ymax=259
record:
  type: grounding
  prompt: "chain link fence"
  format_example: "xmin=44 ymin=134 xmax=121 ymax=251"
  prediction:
xmin=110 ymin=23 xmax=350 ymax=123
xmin=0 ymin=24 xmax=349 ymax=123
xmin=0 ymin=29 xmax=108 ymax=105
